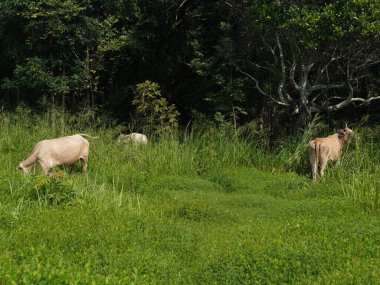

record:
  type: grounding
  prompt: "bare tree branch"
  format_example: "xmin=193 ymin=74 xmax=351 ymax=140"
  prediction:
xmin=247 ymin=60 xmax=276 ymax=73
xmin=261 ymin=36 xmax=278 ymax=64
xmin=327 ymin=81 xmax=354 ymax=111
xmin=320 ymin=46 xmax=338 ymax=74
xmin=300 ymin=65 xmax=310 ymax=90
xmin=232 ymin=62 xmax=290 ymax=107
xmin=351 ymin=96 xmax=380 ymax=104
xmin=276 ymin=33 xmax=288 ymax=103
xmin=356 ymin=59 xmax=380 ymax=70
xmin=179 ymin=0 xmax=191 ymax=9
xmin=310 ymin=82 xmax=345 ymax=92
xmin=173 ymin=0 xmax=194 ymax=28
xmin=224 ymin=1 xmax=233 ymax=7
xmin=289 ymin=52 xmax=300 ymax=91
xmin=306 ymin=63 xmax=315 ymax=71
xmin=327 ymin=95 xmax=380 ymax=106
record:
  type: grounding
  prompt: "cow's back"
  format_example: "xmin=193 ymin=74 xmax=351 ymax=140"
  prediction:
xmin=131 ymin=133 xmax=148 ymax=144
xmin=37 ymin=135 xmax=88 ymax=164
xmin=118 ymin=132 xmax=148 ymax=145
xmin=311 ymin=134 xmax=341 ymax=162
xmin=324 ymin=135 xmax=341 ymax=161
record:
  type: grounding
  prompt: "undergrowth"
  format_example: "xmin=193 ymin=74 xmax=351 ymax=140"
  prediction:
xmin=0 ymin=108 xmax=379 ymax=208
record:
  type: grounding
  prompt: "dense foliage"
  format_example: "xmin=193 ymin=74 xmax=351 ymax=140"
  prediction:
xmin=0 ymin=0 xmax=379 ymax=134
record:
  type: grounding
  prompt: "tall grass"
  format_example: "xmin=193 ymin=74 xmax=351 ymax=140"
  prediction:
xmin=275 ymin=118 xmax=380 ymax=210
xmin=0 ymin=108 xmax=379 ymax=209
xmin=277 ymin=115 xmax=326 ymax=174
xmin=328 ymin=130 xmax=380 ymax=210
xmin=2 ymin=109 xmax=380 ymax=283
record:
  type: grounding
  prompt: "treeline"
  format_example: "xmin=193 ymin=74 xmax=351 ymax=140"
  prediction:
xmin=0 ymin=0 xmax=379 ymax=135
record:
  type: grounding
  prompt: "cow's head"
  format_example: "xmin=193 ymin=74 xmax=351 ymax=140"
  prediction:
xmin=17 ymin=163 xmax=30 ymax=174
xmin=337 ymin=124 xmax=353 ymax=140
xmin=117 ymin=134 xmax=132 ymax=144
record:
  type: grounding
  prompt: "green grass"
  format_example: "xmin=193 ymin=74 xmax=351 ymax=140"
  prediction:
xmin=0 ymin=110 xmax=380 ymax=284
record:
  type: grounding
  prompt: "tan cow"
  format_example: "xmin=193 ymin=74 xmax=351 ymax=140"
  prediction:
xmin=309 ymin=126 xmax=353 ymax=180
xmin=18 ymin=134 xmax=98 ymax=175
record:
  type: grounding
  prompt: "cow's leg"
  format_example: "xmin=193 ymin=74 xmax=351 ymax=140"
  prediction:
xmin=309 ymin=143 xmax=318 ymax=180
xmin=319 ymin=157 xmax=328 ymax=179
xmin=313 ymin=166 xmax=318 ymax=180
xmin=80 ymin=156 xmax=88 ymax=172
xmin=40 ymin=163 xmax=51 ymax=175
xmin=38 ymin=160 xmax=53 ymax=175
xmin=310 ymin=155 xmax=317 ymax=180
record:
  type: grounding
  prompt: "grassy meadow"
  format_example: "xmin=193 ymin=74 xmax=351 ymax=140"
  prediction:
xmin=0 ymin=109 xmax=380 ymax=284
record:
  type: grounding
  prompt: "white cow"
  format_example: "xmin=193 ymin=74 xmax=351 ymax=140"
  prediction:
xmin=117 ymin=133 xmax=148 ymax=145
xmin=18 ymin=134 xmax=98 ymax=175
xmin=309 ymin=126 xmax=353 ymax=180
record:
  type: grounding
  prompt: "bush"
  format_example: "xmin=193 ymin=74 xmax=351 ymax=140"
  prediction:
xmin=133 ymin=81 xmax=180 ymax=132
xmin=29 ymin=175 xmax=79 ymax=206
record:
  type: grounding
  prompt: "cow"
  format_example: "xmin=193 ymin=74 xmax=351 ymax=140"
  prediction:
xmin=18 ymin=134 xmax=98 ymax=175
xmin=117 ymin=132 xmax=148 ymax=145
xmin=309 ymin=125 xmax=353 ymax=180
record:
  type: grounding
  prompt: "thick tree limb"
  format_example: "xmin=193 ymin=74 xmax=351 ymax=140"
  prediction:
xmin=351 ymin=96 xmax=380 ymax=103
xmin=275 ymin=33 xmax=288 ymax=103
xmin=289 ymin=56 xmax=300 ymax=91
xmin=327 ymin=82 xmax=354 ymax=111
xmin=327 ymin=95 xmax=380 ymax=106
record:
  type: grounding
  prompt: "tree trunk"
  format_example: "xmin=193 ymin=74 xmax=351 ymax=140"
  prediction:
xmin=297 ymin=107 xmax=306 ymax=133
xmin=49 ymin=37 xmax=56 ymax=130
xmin=295 ymin=66 xmax=312 ymax=134
xmin=232 ymin=105 xmax=237 ymax=135
xmin=16 ymin=87 xmax=20 ymax=106
xmin=51 ymin=93 xmax=56 ymax=130
xmin=296 ymin=98 xmax=311 ymax=135
xmin=86 ymin=45 xmax=94 ymax=108
xmin=61 ymin=67 xmax=66 ymax=135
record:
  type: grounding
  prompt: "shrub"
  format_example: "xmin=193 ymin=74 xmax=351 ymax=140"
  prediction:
xmin=29 ymin=175 xmax=78 ymax=206
xmin=133 ymin=81 xmax=180 ymax=132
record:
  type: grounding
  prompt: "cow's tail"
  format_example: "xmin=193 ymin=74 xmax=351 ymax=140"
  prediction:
xmin=78 ymin=134 xmax=99 ymax=140
xmin=314 ymin=139 xmax=320 ymax=179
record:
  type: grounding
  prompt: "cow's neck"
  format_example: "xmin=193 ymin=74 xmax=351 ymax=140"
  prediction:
xmin=336 ymin=134 xmax=345 ymax=147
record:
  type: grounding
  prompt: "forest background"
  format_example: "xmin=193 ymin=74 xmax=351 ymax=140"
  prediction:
xmin=1 ymin=0 xmax=379 ymax=138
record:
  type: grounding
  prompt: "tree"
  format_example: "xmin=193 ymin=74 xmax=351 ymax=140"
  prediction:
xmin=231 ymin=0 xmax=380 ymax=132
xmin=133 ymin=80 xmax=180 ymax=132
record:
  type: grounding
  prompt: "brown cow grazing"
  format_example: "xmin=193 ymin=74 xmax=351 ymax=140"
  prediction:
xmin=309 ymin=125 xmax=353 ymax=180
xmin=18 ymin=134 xmax=98 ymax=175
